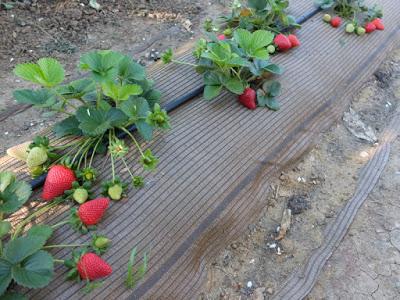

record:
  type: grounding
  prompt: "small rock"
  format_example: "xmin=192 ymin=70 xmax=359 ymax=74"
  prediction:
xmin=287 ymin=195 xmax=310 ymax=214
xmin=266 ymin=287 xmax=274 ymax=295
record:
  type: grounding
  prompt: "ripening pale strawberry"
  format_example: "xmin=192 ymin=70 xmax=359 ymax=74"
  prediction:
xmin=238 ymin=88 xmax=257 ymax=110
xmin=217 ymin=34 xmax=226 ymax=41
xmin=267 ymin=45 xmax=276 ymax=54
xmin=288 ymin=34 xmax=300 ymax=47
xmin=372 ymin=18 xmax=384 ymax=30
xmin=27 ymin=147 xmax=48 ymax=168
xmin=42 ymin=165 xmax=76 ymax=201
xmin=273 ymin=34 xmax=291 ymax=51
xmin=108 ymin=184 xmax=123 ymax=201
xmin=356 ymin=26 xmax=366 ymax=36
xmin=78 ymin=197 xmax=110 ymax=226
xmin=330 ymin=16 xmax=342 ymax=28
xmin=323 ymin=14 xmax=332 ymax=23
xmin=77 ymin=253 xmax=112 ymax=281
xmin=365 ymin=22 xmax=376 ymax=33
xmin=73 ymin=188 xmax=89 ymax=204
xmin=345 ymin=23 xmax=355 ymax=33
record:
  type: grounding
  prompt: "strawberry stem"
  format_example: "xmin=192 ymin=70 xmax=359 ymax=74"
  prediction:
xmin=13 ymin=198 xmax=65 ymax=239
xmin=53 ymin=259 xmax=65 ymax=264
xmin=118 ymin=127 xmax=145 ymax=157
xmin=51 ymin=220 xmax=70 ymax=229
xmin=44 ymin=243 xmax=87 ymax=249
xmin=88 ymin=135 xmax=104 ymax=168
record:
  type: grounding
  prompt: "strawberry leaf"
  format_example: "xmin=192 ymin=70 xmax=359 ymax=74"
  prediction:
xmin=54 ymin=116 xmax=82 ymax=138
xmin=101 ymin=81 xmax=143 ymax=101
xmin=0 ymin=221 xmax=11 ymax=238
xmin=11 ymin=250 xmax=54 ymax=289
xmin=0 ymin=173 xmax=32 ymax=215
xmin=26 ymin=225 xmax=54 ymax=241
xmin=0 ymin=292 xmax=28 ymax=300
xmin=4 ymin=236 xmax=47 ymax=264
xmin=80 ymin=50 xmax=124 ymax=82
xmin=204 ymin=85 xmax=222 ymax=100
xmin=0 ymin=259 xmax=12 ymax=296
xmin=14 ymin=58 xmax=65 ymax=87
xmin=13 ymin=89 xmax=57 ymax=108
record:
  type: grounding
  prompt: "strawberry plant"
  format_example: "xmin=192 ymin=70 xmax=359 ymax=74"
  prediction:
xmin=316 ymin=0 xmax=383 ymax=35
xmin=211 ymin=0 xmax=300 ymax=34
xmin=12 ymin=51 xmax=170 ymax=200
xmin=162 ymin=29 xmax=284 ymax=110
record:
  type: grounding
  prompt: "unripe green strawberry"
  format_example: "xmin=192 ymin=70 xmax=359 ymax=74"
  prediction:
xmin=29 ymin=165 xmax=44 ymax=177
xmin=27 ymin=147 xmax=48 ymax=168
xmin=94 ymin=236 xmax=111 ymax=249
xmin=267 ymin=45 xmax=276 ymax=54
xmin=356 ymin=26 xmax=366 ymax=36
xmin=108 ymin=184 xmax=123 ymax=201
xmin=323 ymin=14 xmax=331 ymax=23
xmin=223 ymin=28 xmax=232 ymax=37
xmin=346 ymin=23 xmax=355 ymax=33
xmin=73 ymin=188 xmax=89 ymax=204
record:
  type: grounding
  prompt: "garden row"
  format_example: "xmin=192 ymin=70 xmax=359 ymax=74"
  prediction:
xmin=0 ymin=0 xmax=389 ymax=299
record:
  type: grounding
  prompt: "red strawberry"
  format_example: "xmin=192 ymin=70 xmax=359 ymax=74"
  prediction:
xmin=372 ymin=18 xmax=384 ymax=30
xmin=77 ymin=253 xmax=112 ymax=281
xmin=288 ymin=34 xmax=300 ymax=47
xmin=365 ymin=22 xmax=376 ymax=33
xmin=273 ymin=34 xmax=291 ymax=51
xmin=78 ymin=197 xmax=110 ymax=226
xmin=42 ymin=165 xmax=76 ymax=201
xmin=217 ymin=34 xmax=226 ymax=41
xmin=238 ymin=88 xmax=257 ymax=110
xmin=330 ymin=16 xmax=342 ymax=28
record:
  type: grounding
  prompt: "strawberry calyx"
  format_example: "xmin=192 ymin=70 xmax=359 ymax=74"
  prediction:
xmin=102 ymin=178 xmax=127 ymax=201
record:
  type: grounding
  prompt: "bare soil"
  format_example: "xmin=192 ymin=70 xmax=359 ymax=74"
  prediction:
xmin=199 ymin=48 xmax=400 ymax=300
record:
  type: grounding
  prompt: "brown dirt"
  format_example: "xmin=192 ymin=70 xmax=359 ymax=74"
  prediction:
xmin=199 ymin=48 xmax=400 ymax=300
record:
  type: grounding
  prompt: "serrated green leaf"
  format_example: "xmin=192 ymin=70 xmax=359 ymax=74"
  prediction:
xmin=223 ymin=77 xmax=245 ymax=95
xmin=0 ymin=178 xmax=32 ymax=215
xmin=27 ymin=225 xmax=54 ymax=242
xmin=76 ymin=107 xmax=128 ymax=137
xmin=252 ymin=49 xmax=269 ymax=60
xmin=265 ymin=97 xmax=280 ymax=111
xmin=262 ymin=63 xmax=283 ymax=75
xmin=118 ymin=56 xmax=146 ymax=82
xmin=13 ymin=89 xmax=57 ymax=108
xmin=57 ymin=78 xmax=95 ymax=99
xmin=4 ymin=236 xmax=47 ymax=264
xmin=263 ymin=81 xmax=282 ymax=97
xmin=144 ymin=89 xmax=161 ymax=108
xmin=0 ymin=259 xmax=12 ymax=296
xmin=11 ymin=250 xmax=54 ymax=289
xmin=37 ymin=58 xmax=65 ymax=87
xmin=203 ymin=85 xmax=222 ymax=100
xmin=0 ymin=292 xmax=28 ymax=300
xmin=234 ymin=29 xmax=252 ymax=52
xmin=0 ymin=172 xmax=15 ymax=193
xmin=248 ymin=0 xmax=267 ymax=10
xmin=102 ymin=81 xmax=143 ymax=101
xmin=120 ymin=97 xmax=150 ymax=120
xmin=251 ymin=30 xmax=274 ymax=50
xmin=79 ymin=50 xmax=124 ymax=82
xmin=0 ymin=221 xmax=11 ymax=239
xmin=54 ymin=116 xmax=82 ymax=138
xmin=14 ymin=58 xmax=64 ymax=87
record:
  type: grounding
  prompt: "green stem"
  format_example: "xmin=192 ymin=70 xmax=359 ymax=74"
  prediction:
xmin=71 ymin=138 xmax=91 ymax=165
xmin=119 ymin=127 xmax=145 ymax=157
xmin=13 ymin=198 xmax=65 ymax=239
xmin=88 ymin=135 xmax=104 ymax=168
xmin=78 ymin=139 xmax=95 ymax=170
xmin=109 ymin=132 xmax=116 ymax=181
xmin=121 ymin=157 xmax=135 ymax=181
xmin=43 ymin=243 xmax=87 ymax=249
xmin=53 ymin=259 xmax=65 ymax=264
xmin=171 ymin=59 xmax=198 ymax=68
xmin=51 ymin=220 xmax=70 ymax=229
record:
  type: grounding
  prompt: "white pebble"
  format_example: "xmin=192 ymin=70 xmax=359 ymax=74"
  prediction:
xmin=247 ymin=281 xmax=253 ymax=288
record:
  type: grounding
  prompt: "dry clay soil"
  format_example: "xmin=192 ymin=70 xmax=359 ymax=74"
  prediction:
xmin=1 ymin=2 xmax=400 ymax=300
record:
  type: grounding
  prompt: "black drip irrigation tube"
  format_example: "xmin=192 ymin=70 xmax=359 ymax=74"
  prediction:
xmin=29 ymin=8 xmax=320 ymax=190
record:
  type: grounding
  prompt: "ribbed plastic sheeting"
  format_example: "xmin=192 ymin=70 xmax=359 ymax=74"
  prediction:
xmin=2 ymin=1 xmax=399 ymax=299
